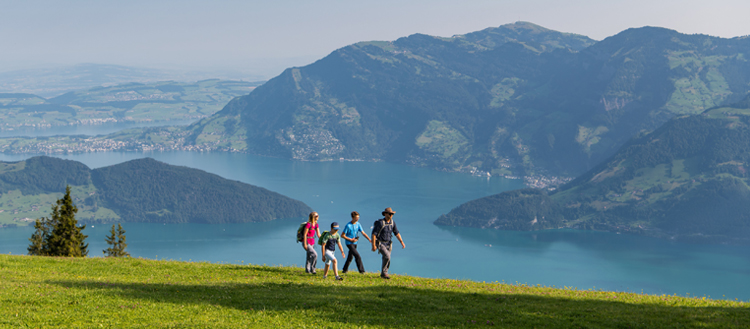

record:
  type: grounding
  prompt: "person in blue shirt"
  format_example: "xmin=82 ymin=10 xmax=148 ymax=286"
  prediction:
xmin=340 ymin=211 xmax=372 ymax=274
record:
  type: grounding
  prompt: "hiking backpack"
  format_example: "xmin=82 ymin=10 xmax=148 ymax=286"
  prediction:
xmin=374 ymin=219 xmax=394 ymax=248
xmin=375 ymin=219 xmax=394 ymax=239
xmin=318 ymin=231 xmax=331 ymax=246
xmin=296 ymin=222 xmax=308 ymax=243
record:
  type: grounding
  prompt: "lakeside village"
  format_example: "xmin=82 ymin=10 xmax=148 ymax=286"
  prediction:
xmin=1 ymin=116 xmax=210 ymax=131
xmin=0 ymin=135 xmax=573 ymax=190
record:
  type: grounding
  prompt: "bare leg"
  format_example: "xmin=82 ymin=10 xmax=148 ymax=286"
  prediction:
xmin=324 ymin=264 xmax=330 ymax=277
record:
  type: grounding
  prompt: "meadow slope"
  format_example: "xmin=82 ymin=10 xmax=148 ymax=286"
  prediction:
xmin=1 ymin=255 xmax=747 ymax=328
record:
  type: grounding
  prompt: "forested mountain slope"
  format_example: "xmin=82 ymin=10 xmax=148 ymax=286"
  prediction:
xmin=184 ymin=22 xmax=750 ymax=179
xmin=436 ymin=95 xmax=750 ymax=244
xmin=0 ymin=156 xmax=310 ymax=226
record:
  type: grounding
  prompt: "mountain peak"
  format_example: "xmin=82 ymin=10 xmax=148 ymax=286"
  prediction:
xmin=499 ymin=21 xmax=553 ymax=33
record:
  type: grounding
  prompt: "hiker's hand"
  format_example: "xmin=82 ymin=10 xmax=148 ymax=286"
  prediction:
xmin=322 ymin=255 xmax=326 ymax=262
xmin=303 ymin=244 xmax=308 ymax=251
xmin=401 ymin=242 xmax=406 ymax=249
xmin=371 ymin=245 xmax=376 ymax=252
xmin=341 ymin=252 xmax=346 ymax=259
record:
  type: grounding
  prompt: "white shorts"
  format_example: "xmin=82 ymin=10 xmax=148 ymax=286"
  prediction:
xmin=324 ymin=250 xmax=336 ymax=265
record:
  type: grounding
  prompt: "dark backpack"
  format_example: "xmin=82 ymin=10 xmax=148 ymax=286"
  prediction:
xmin=374 ymin=219 xmax=394 ymax=247
xmin=296 ymin=222 xmax=309 ymax=243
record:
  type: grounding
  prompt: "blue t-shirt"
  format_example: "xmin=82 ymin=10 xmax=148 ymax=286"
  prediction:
xmin=341 ymin=222 xmax=364 ymax=245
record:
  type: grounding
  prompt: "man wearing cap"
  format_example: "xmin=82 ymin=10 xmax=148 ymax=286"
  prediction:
xmin=321 ymin=222 xmax=346 ymax=281
xmin=371 ymin=207 xmax=406 ymax=279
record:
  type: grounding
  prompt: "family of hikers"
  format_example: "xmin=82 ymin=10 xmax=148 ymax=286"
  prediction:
xmin=299 ymin=207 xmax=405 ymax=280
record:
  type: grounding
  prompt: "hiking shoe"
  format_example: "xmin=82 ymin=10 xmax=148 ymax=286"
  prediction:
xmin=323 ymin=275 xmax=327 ymax=279
xmin=381 ymin=274 xmax=391 ymax=280
xmin=311 ymin=271 xmax=317 ymax=275
xmin=335 ymin=276 xmax=344 ymax=281
xmin=341 ymin=270 xmax=348 ymax=274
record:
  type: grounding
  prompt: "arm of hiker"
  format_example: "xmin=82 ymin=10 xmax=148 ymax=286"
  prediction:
xmin=321 ymin=245 xmax=326 ymax=262
xmin=396 ymin=233 xmax=405 ymax=249
xmin=393 ymin=222 xmax=404 ymax=248
xmin=342 ymin=231 xmax=355 ymax=242
xmin=338 ymin=240 xmax=345 ymax=259
xmin=316 ymin=227 xmax=321 ymax=238
xmin=303 ymin=227 xmax=309 ymax=250
xmin=359 ymin=225 xmax=371 ymax=243
xmin=371 ymin=221 xmax=380 ymax=251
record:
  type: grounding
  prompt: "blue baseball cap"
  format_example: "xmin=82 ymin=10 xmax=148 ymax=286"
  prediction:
xmin=331 ymin=222 xmax=339 ymax=229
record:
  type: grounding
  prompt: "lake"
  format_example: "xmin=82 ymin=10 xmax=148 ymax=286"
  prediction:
xmin=1 ymin=150 xmax=750 ymax=301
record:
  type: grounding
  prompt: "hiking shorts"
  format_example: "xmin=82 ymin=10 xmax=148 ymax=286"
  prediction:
xmin=324 ymin=250 xmax=336 ymax=265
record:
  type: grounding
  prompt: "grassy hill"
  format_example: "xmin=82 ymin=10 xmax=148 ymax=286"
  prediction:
xmin=0 ymin=156 xmax=311 ymax=227
xmin=1 ymin=254 xmax=747 ymax=328
xmin=0 ymin=79 xmax=260 ymax=131
xmin=436 ymin=95 xmax=750 ymax=244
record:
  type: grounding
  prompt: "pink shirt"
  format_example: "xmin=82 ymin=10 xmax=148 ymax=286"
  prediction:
xmin=305 ymin=222 xmax=318 ymax=246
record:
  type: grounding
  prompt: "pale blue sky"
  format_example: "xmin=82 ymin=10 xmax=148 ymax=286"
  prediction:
xmin=1 ymin=0 xmax=748 ymax=77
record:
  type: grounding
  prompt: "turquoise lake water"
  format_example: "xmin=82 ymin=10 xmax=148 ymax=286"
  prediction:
xmin=1 ymin=150 xmax=749 ymax=301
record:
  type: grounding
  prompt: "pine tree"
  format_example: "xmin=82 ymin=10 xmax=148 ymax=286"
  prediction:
xmin=103 ymin=223 xmax=130 ymax=257
xmin=28 ymin=186 xmax=88 ymax=257
xmin=28 ymin=217 xmax=53 ymax=256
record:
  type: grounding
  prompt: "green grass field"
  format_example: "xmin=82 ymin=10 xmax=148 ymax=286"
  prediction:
xmin=1 ymin=254 xmax=747 ymax=328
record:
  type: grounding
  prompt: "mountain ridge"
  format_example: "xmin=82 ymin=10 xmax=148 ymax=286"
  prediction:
xmin=435 ymin=94 xmax=750 ymax=244
xmin=0 ymin=156 xmax=311 ymax=226
xmin=178 ymin=22 xmax=750 ymax=182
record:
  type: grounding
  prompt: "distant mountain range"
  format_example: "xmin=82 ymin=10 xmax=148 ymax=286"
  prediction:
xmin=0 ymin=63 xmax=267 ymax=98
xmin=3 ymin=23 xmax=750 ymax=243
xmin=0 ymin=156 xmax=311 ymax=227
xmin=0 ymin=80 xmax=261 ymax=131
xmin=177 ymin=22 xmax=750 ymax=181
xmin=436 ymin=94 xmax=750 ymax=244
xmin=3 ymin=23 xmax=750 ymax=184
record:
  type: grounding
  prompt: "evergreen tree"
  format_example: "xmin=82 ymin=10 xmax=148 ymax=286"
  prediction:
xmin=27 ymin=216 xmax=53 ymax=256
xmin=103 ymin=223 xmax=130 ymax=257
xmin=28 ymin=186 xmax=88 ymax=257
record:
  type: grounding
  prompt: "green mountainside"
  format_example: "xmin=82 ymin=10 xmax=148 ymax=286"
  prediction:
xmin=3 ymin=23 xmax=750 ymax=186
xmin=436 ymin=95 xmax=750 ymax=243
xmin=0 ymin=79 xmax=260 ymax=131
xmin=178 ymin=22 xmax=750 ymax=180
xmin=0 ymin=156 xmax=310 ymax=227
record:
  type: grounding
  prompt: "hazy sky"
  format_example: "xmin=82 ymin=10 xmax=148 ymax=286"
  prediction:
xmin=2 ymin=0 xmax=749 ymax=77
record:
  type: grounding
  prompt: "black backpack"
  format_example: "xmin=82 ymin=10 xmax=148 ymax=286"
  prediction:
xmin=296 ymin=222 xmax=308 ymax=243
xmin=374 ymin=219 xmax=394 ymax=247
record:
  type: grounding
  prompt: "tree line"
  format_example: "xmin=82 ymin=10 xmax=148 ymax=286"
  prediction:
xmin=28 ymin=186 xmax=129 ymax=258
